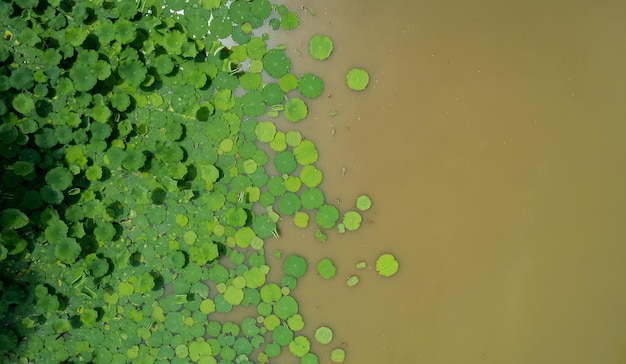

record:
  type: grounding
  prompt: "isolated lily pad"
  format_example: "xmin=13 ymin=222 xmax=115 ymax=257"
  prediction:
xmin=315 ymin=326 xmax=333 ymax=344
xmin=346 ymin=68 xmax=369 ymax=91
xmin=342 ymin=211 xmax=362 ymax=231
xmin=316 ymin=258 xmax=336 ymax=279
xmin=356 ymin=194 xmax=372 ymax=211
xmin=331 ymin=348 xmax=346 ymax=363
xmin=376 ymin=253 xmax=399 ymax=277
xmin=309 ymin=35 xmax=333 ymax=60
xmin=283 ymin=254 xmax=307 ymax=278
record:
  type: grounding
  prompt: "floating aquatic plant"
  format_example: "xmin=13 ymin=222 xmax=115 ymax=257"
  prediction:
xmin=347 ymin=68 xmax=370 ymax=91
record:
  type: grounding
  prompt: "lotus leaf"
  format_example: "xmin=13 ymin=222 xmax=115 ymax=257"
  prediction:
xmin=298 ymin=73 xmax=324 ymax=99
xmin=289 ymin=335 xmax=311 ymax=357
xmin=273 ymin=325 xmax=293 ymax=346
xmin=283 ymin=254 xmax=307 ymax=278
xmin=314 ymin=326 xmax=333 ymax=344
xmin=274 ymin=295 xmax=298 ymax=320
xmin=331 ymin=348 xmax=346 ymax=363
xmin=309 ymin=35 xmax=333 ymax=60
xmin=315 ymin=204 xmax=339 ymax=229
xmin=279 ymin=73 xmax=298 ymax=92
xmin=263 ymin=49 xmax=291 ymax=78
xmin=376 ymin=253 xmax=400 ymax=277
xmin=346 ymin=68 xmax=370 ymax=91
xmin=294 ymin=140 xmax=318 ymax=165
xmin=316 ymin=258 xmax=337 ymax=279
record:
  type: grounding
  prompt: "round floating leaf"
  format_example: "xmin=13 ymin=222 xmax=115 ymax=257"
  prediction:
xmin=254 ymin=121 xmax=276 ymax=143
xmin=45 ymin=167 xmax=73 ymax=191
xmin=314 ymin=326 xmax=333 ymax=345
xmin=299 ymin=165 xmax=322 ymax=187
xmin=316 ymin=258 xmax=336 ymax=279
xmin=278 ymin=192 xmax=301 ymax=216
xmin=263 ymin=83 xmax=284 ymax=105
xmin=263 ymin=49 xmax=291 ymax=78
xmin=278 ymin=73 xmax=298 ymax=92
xmin=1 ymin=208 xmax=29 ymax=229
xmin=331 ymin=348 xmax=346 ymax=363
xmin=298 ymin=73 xmax=324 ymax=99
xmin=285 ymin=130 xmax=302 ymax=147
xmin=55 ymin=237 xmax=81 ymax=263
xmin=376 ymin=253 xmax=399 ymax=277
xmin=356 ymin=194 xmax=372 ymax=211
xmin=284 ymin=98 xmax=307 ymax=122
xmin=293 ymin=140 xmax=318 ymax=165
xmin=273 ymin=150 xmax=296 ymax=174
xmin=241 ymin=90 xmax=266 ymax=117
xmin=342 ymin=211 xmax=362 ymax=231
xmin=283 ymin=254 xmax=307 ymax=278
xmin=69 ymin=63 xmax=97 ymax=92
xmin=252 ymin=214 xmax=276 ymax=239
xmin=274 ymin=295 xmax=298 ymax=320
xmin=301 ymin=187 xmax=324 ymax=210
xmin=289 ymin=336 xmax=310 ymax=358
xmin=293 ymin=211 xmax=309 ymax=228
xmin=315 ymin=204 xmax=339 ymax=229
xmin=346 ymin=275 xmax=359 ymax=287
xmin=12 ymin=93 xmax=34 ymax=115
xmin=346 ymin=68 xmax=370 ymax=91
xmin=272 ymin=325 xmax=293 ymax=346
xmin=309 ymin=35 xmax=333 ymax=60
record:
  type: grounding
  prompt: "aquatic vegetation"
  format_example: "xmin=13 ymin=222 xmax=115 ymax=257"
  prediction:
xmin=0 ymin=0 xmax=397 ymax=362
xmin=347 ymin=68 xmax=371 ymax=91
xmin=376 ymin=253 xmax=400 ymax=277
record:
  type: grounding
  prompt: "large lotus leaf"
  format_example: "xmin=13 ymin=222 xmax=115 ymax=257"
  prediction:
xmin=284 ymin=98 xmax=307 ymax=122
xmin=263 ymin=49 xmax=291 ymax=78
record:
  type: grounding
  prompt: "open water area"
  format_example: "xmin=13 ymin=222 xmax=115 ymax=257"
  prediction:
xmin=266 ymin=0 xmax=626 ymax=363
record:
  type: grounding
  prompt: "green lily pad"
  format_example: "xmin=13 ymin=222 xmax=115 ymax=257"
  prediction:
xmin=283 ymin=254 xmax=307 ymax=278
xmin=316 ymin=258 xmax=336 ymax=279
xmin=263 ymin=49 xmax=291 ymax=78
xmin=299 ymin=165 xmax=323 ymax=187
xmin=375 ymin=253 xmax=399 ymax=277
xmin=356 ymin=194 xmax=372 ymax=211
xmin=284 ymin=97 xmax=308 ymax=122
xmin=298 ymin=73 xmax=324 ymax=99
xmin=289 ymin=336 xmax=310 ymax=358
xmin=331 ymin=348 xmax=346 ymax=363
xmin=346 ymin=68 xmax=369 ymax=91
xmin=309 ymin=35 xmax=333 ymax=60
xmin=315 ymin=204 xmax=339 ymax=229
xmin=342 ymin=211 xmax=362 ymax=231
xmin=314 ymin=326 xmax=333 ymax=345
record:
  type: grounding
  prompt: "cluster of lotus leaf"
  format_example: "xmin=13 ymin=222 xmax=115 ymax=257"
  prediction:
xmin=0 ymin=0 xmax=391 ymax=363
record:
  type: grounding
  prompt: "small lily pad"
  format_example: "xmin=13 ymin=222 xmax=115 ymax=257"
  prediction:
xmin=346 ymin=68 xmax=369 ymax=91
xmin=316 ymin=258 xmax=336 ymax=279
xmin=331 ymin=348 xmax=346 ymax=363
xmin=346 ymin=276 xmax=359 ymax=287
xmin=356 ymin=194 xmax=372 ymax=211
xmin=375 ymin=253 xmax=399 ymax=277
xmin=314 ymin=326 xmax=333 ymax=345
xmin=309 ymin=35 xmax=333 ymax=60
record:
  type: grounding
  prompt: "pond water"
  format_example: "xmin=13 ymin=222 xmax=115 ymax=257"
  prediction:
xmin=266 ymin=0 xmax=626 ymax=363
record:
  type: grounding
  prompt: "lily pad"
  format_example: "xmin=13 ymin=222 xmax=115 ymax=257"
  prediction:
xmin=316 ymin=258 xmax=336 ymax=279
xmin=298 ymin=73 xmax=324 ymax=99
xmin=263 ymin=49 xmax=291 ymax=78
xmin=375 ymin=253 xmax=399 ymax=277
xmin=284 ymin=97 xmax=308 ymax=122
xmin=309 ymin=35 xmax=333 ymax=60
xmin=314 ymin=326 xmax=333 ymax=345
xmin=346 ymin=68 xmax=369 ymax=91
xmin=283 ymin=254 xmax=307 ymax=278
xmin=342 ymin=211 xmax=362 ymax=231
xmin=331 ymin=348 xmax=346 ymax=363
xmin=315 ymin=204 xmax=339 ymax=229
xmin=356 ymin=194 xmax=372 ymax=211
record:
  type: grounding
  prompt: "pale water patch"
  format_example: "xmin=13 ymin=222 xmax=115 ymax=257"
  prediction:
xmin=266 ymin=1 xmax=626 ymax=363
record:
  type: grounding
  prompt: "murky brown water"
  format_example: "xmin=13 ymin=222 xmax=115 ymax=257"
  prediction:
xmin=267 ymin=1 xmax=626 ymax=363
